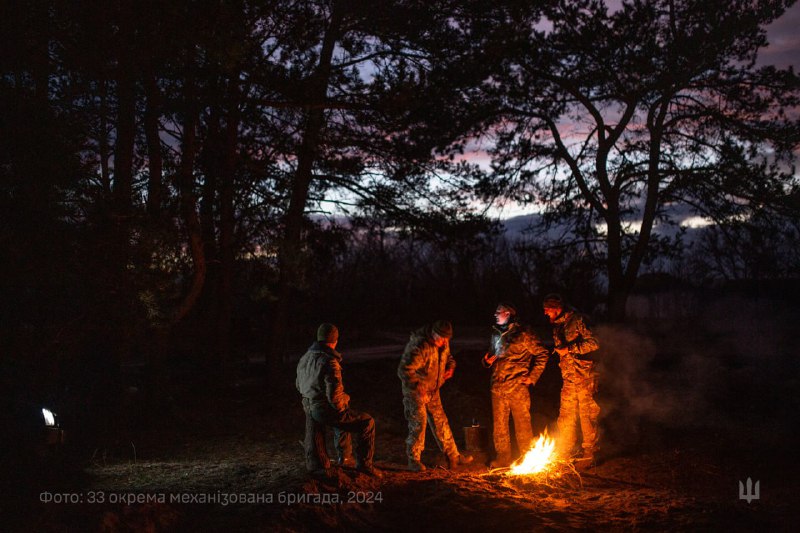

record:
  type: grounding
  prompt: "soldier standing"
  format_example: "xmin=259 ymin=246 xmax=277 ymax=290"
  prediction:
xmin=482 ymin=303 xmax=549 ymax=468
xmin=398 ymin=320 xmax=473 ymax=472
xmin=543 ymin=294 xmax=601 ymax=465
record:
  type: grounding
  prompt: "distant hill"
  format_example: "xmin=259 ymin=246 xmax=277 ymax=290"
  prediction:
xmin=498 ymin=210 xmax=706 ymax=242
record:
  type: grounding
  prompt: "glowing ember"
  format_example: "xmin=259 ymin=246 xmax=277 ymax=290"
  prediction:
xmin=508 ymin=432 xmax=556 ymax=475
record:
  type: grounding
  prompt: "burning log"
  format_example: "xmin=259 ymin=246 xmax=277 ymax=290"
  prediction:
xmin=478 ymin=431 xmax=584 ymax=491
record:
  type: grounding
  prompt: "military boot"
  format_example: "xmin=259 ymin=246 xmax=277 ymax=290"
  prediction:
xmin=407 ymin=458 xmax=426 ymax=472
xmin=489 ymin=453 xmax=511 ymax=468
xmin=447 ymin=453 xmax=474 ymax=470
xmin=336 ymin=455 xmax=356 ymax=468
xmin=356 ymin=462 xmax=384 ymax=478
xmin=573 ymin=448 xmax=597 ymax=470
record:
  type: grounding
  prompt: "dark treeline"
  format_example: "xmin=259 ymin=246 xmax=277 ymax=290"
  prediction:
xmin=2 ymin=0 xmax=799 ymax=429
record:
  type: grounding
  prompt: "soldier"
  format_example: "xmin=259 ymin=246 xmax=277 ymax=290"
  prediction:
xmin=543 ymin=294 xmax=601 ymax=465
xmin=296 ymin=323 xmax=382 ymax=477
xmin=482 ymin=303 xmax=549 ymax=468
xmin=398 ymin=320 xmax=473 ymax=472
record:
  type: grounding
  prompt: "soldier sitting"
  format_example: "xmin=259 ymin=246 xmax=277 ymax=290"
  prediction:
xmin=296 ymin=323 xmax=382 ymax=478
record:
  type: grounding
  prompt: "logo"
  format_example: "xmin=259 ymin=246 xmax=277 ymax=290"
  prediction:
xmin=738 ymin=478 xmax=760 ymax=503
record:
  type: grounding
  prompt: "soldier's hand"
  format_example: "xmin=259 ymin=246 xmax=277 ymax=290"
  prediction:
xmin=443 ymin=368 xmax=454 ymax=380
xmin=483 ymin=353 xmax=497 ymax=366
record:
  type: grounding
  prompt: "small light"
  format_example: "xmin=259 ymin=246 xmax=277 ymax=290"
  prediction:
xmin=42 ymin=408 xmax=56 ymax=427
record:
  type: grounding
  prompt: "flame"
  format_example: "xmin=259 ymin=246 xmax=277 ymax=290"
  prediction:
xmin=508 ymin=432 xmax=556 ymax=475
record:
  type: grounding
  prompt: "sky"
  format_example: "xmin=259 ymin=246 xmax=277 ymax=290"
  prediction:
xmin=324 ymin=2 xmax=800 ymax=222
xmin=761 ymin=2 xmax=800 ymax=69
xmin=485 ymin=2 xmax=800 ymax=221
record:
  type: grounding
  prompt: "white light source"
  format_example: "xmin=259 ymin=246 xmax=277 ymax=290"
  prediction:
xmin=42 ymin=407 xmax=56 ymax=427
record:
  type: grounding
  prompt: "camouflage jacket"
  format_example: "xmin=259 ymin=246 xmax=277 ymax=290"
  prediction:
xmin=483 ymin=322 xmax=549 ymax=390
xmin=296 ymin=342 xmax=350 ymax=412
xmin=398 ymin=325 xmax=455 ymax=396
xmin=551 ymin=309 xmax=599 ymax=383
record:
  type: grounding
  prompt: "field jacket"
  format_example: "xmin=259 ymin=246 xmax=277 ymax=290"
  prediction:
xmin=551 ymin=309 xmax=600 ymax=383
xmin=296 ymin=342 xmax=350 ymax=413
xmin=484 ymin=321 xmax=549 ymax=391
xmin=398 ymin=325 xmax=455 ymax=397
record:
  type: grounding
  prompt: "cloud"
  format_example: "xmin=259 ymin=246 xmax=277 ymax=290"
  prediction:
xmin=760 ymin=3 xmax=800 ymax=69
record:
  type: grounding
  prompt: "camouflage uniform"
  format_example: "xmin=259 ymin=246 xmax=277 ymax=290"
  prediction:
xmin=296 ymin=342 xmax=375 ymax=471
xmin=483 ymin=322 xmax=549 ymax=461
xmin=551 ymin=309 xmax=600 ymax=458
xmin=397 ymin=325 xmax=460 ymax=463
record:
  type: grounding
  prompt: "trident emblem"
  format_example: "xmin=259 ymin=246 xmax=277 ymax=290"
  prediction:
xmin=739 ymin=478 xmax=760 ymax=503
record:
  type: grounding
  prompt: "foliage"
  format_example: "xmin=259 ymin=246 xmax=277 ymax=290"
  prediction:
xmin=472 ymin=0 xmax=800 ymax=319
xmin=2 ymin=0 xmax=798 ymax=370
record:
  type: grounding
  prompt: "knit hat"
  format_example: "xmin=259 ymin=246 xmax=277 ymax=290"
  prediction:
xmin=432 ymin=320 xmax=453 ymax=339
xmin=496 ymin=302 xmax=517 ymax=316
xmin=317 ymin=323 xmax=339 ymax=344
xmin=542 ymin=293 xmax=564 ymax=309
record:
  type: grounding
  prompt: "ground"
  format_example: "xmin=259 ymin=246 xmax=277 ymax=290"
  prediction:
xmin=4 ymin=318 xmax=800 ymax=532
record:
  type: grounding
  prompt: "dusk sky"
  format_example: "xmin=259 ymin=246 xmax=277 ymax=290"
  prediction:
xmin=5 ymin=3 xmax=798 ymax=530
xmin=473 ymin=2 xmax=800 ymax=221
xmin=762 ymin=1 xmax=800 ymax=68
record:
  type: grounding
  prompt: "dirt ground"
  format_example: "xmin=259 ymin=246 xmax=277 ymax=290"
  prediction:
xmin=5 ymin=319 xmax=800 ymax=532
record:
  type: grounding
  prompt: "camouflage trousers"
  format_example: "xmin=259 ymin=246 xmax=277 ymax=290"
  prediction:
xmin=402 ymin=390 xmax=459 ymax=461
xmin=556 ymin=375 xmax=600 ymax=457
xmin=302 ymin=399 xmax=354 ymax=471
xmin=491 ymin=383 xmax=534 ymax=458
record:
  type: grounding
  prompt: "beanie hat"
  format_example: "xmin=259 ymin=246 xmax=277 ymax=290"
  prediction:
xmin=542 ymin=293 xmax=564 ymax=309
xmin=317 ymin=323 xmax=339 ymax=344
xmin=432 ymin=320 xmax=453 ymax=339
xmin=496 ymin=302 xmax=517 ymax=316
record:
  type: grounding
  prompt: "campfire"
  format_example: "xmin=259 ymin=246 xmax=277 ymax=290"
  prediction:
xmin=488 ymin=431 xmax=584 ymax=494
xmin=507 ymin=431 xmax=557 ymax=476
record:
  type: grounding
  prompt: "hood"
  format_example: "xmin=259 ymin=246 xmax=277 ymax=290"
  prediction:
xmin=308 ymin=341 xmax=342 ymax=361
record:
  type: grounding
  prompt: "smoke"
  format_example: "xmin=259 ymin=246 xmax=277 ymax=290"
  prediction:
xmin=593 ymin=324 xmax=693 ymax=454
xmin=593 ymin=296 xmax=800 ymax=455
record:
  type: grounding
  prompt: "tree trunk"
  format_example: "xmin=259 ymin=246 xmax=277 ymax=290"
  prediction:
xmin=144 ymin=72 xmax=163 ymax=218
xmin=173 ymin=65 xmax=206 ymax=323
xmin=217 ymin=81 xmax=240 ymax=362
xmin=200 ymin=106 xmax=220 ymax=262
xmin=31 ymin=0 xmax=50 ymax=105
xmin=605 ymin=206 xmax=630 ymax=323
xmin=113 ymin=65 xmax=135 ymax=217
xmin=98 ymin=78 xmax=111 ymax=195
xmin=113 ymin=0 xmax=136 ymax=219
xmin=268 ymin=2 xmax=345 ymax=373
xmin=607 ymin=280 xmax=631 ymax=323
xmin=108 ymin=9 xmax=137 ymax=369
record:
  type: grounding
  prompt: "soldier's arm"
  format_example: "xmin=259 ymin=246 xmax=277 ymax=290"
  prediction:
xmin=398 ymin=344 xmax=425 ymax=390
xmin=295 ymin=356 xmax=308 ymax=395
xmin=525 ymin=333 xmax=550 ymax=384
xmin=482 ymin=333 xmax=497 ymax=368
xmin=445 ymin=346 xmax=456 ymax=373
xmin=324 ymin=359 xmax=350 ymax=412
xmin=295 ymin=361 xmax=302 ymax=394
xmin=569 ymin=318 xmax=599 ymax=355
xmin=442 ymin=345 xmax=457 ymax=380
